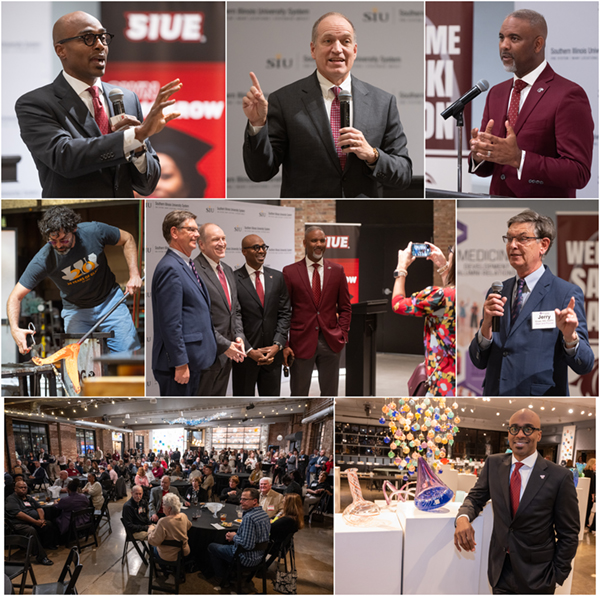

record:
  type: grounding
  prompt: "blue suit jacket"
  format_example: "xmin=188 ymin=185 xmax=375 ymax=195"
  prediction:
xmin=15 ymin=73 xmax=160 ymax=198
xmin=469 ymin=267 xmax=593 ymax=395
xmin=151 ymin=250 xmax=217 ymax=373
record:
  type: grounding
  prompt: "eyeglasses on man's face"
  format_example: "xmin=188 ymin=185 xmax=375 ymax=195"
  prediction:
xmin=508 ymin=424 xmax=541 ymax=436
xmin=56 ymin=32 xmax=114 ymax=47
xmin=243 ymin=244 xmax=269 ymax=252
xmin=179 ymin=226 xmax=200 ymax=235
xmin=502 ymin=235 xmax=542 ymax=246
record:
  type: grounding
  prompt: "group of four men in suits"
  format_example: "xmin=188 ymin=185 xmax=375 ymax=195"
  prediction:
xmin=151 ymin=213 xmax=352 ymax=396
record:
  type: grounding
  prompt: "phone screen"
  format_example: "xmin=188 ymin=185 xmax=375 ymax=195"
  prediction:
xmin=411 ymin=243 xmax=431 ymax=258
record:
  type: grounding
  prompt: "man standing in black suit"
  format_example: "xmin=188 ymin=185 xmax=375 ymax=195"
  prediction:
xmin=233 ymin=234 xmax=291 ymax=396
xmin=15 ymin=10 xmax=182 ymax=198
xmin=454 ymin=408 xmax=580 ymax=594
xmin=242 ymin=12 xmax=412 ymax=198
xmin=194 ymin=223 xmax=247 ymax=395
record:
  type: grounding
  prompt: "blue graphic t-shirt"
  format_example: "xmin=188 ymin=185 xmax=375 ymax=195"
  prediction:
xmin=19 ymin=222 xmax=121 ymax=308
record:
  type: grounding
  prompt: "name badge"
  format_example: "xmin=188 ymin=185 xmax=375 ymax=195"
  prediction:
xmin=24 ymin=502 xmax=31 ymax=507
xmin=268 ymin=505 xmax=275 ymax=511
xmin=532 ymin=311 xmax=556 ymax=329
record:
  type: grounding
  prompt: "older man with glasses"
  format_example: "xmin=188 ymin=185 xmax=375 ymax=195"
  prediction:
xmin=454 ymin=408 xmax=579 ymax=594
xmin=468 ymin=209 xmax=593 ymax=395
xmin=232 ymin=234 xmax=292 ymax=396
xmin=15 ymin=10 xmax=181 ymax=198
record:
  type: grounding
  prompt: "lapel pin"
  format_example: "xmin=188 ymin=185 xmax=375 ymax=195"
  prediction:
xmin=537 ymin=87 xmax=544 ymax=93
xmin=540 ymin=475 xmax=545 ymax=479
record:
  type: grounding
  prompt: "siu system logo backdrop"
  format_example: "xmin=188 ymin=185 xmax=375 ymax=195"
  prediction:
xmin=101 ymin=2 xmax=225 ymax=198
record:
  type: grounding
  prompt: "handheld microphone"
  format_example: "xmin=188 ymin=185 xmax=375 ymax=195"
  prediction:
xmin=441 ymin=79 xmax=489 ymax=120
xmin=339 ymin=90 xmax=351 ymax=149
xmin=490 ymin=281 xmax=503 ymax=332
xmin=108 ymin=88 xmax=126 ymax=127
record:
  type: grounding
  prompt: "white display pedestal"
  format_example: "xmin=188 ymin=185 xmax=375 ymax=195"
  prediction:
xmin=576 ymin=476 xmax=590 ymax=540
xmin=396 ymin=500 xmax=494 ymax=595
xmin=335 ymin=506 xmax=403 ymax=595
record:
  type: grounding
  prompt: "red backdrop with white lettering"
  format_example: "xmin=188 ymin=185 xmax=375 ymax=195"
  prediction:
xmin=305 ymin=223 xmax=361 ymax=304
xmin=557 ymin=213 xmax=599 ymax=396
xmin=101 ymin=2 xmax=225 ymax=198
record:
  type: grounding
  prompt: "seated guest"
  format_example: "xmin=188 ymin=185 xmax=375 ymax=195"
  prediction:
xmin=188 ymin=464 xmax=202 ymax=481
xmin=13 ymin=460 xmax=29 ymax=479
xmin=82 ymin=473 xmax=104 ymax=510
xmin=66 ymin=461 xmax=79 ymax=477
xmin=185 ymin=477 xmax=207 ymax=504
xmin=122 ymin=485 xmax=151 ymax=540
xmin=107 ymin=464 xmax=118 ymax=484
xmin=6 ymin=480 xmax=57 ymax=565
xmin=201 ymin=464 xmax=215 ymax=500
xmin=143 ymin=463 xmax=156 ymax=482
xmin=28 ymin=460 xmax=49 ymax=487
xmin=54 ymin=479 xmax=89 ymax=536
xmin=220 ymin=476 xmax=242 ymax=505
xmin=148 ymin=492 xmax=191 ymax=568
xmin=53 ymin=470 xmax=70 ymax=493
xmin=325 ymin=454 xmax=334 ymax=475
xmin=152 ymin=461 xmax=165 ymax=480
xmin=249 ymin=462 xmax=263 ymax=487
xmin=271 ymin=493 xmax=304 ymax=551
xmin=97 ymin=466 xmax=111 ymax=485
xmin=149 ymin=476 xmax=189 ymax=522
xmin=259 ymin=477 xmax=283 ymax=519
xmin=304 ymin=472 xmax=332 ymax=516
xmin=219 ymin=459 xmax=232 ymax=474
xmin=282 ymin=473 xmax=303 ymax=498
xmin=171 ymin=464 xmax=184 ymax=480
xmin=91 ymin=461 xmax=100 ymax=475
xmin=208 ymin=488 xmax=270 ymax=586
xmin=135 ymin=467 xmax=150 ymax=487
xmin=73 ymin=457 xmax=84 ymax=475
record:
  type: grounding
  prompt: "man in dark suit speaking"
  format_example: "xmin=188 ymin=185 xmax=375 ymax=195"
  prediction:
xmin=15 ymin=11 xmax=182 ymax=198
xmin=469 ymin=9 xmax=594 ymax=198
xmin=469 ymin=209 xmax=593 ymax=395
xmin=233 ymin=234 xmax=292 ymax=396
xmin=242 ymin=12 xmax=412 ymax=198
xmin=454 ymin=408 xmax=580 ymax=594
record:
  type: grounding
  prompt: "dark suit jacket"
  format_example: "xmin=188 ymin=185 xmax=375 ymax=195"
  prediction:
xmin=469 ymin=64 xmax=593 ymax=198
xmin=15 ymin=72 xmax=160 ymax=198
xmin=193 ymin=253 xmax=247 ymax=370
xmin=234 ymin=265 xmax=291 ymax=366
xmin=457 ymin=453 xmax=580 ymax=592
xmin=243 ymin=71 xmax=412 ymax=198
xmin=282 ymin=259 xmax=352 ymax=359
xmin=151 ymin=250 xmax=217 ymax=373
xmin=148 ymin=486 xmax=184 ymax=519
xmin=468 ymin=267 xmax=594 ymax=395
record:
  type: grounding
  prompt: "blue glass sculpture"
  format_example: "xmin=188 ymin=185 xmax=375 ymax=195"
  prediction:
xmin=414 ymin=456 xmax=454 ymax=511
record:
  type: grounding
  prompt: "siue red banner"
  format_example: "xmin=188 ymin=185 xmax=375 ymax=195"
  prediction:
xmin=306 ymin=223 xmax=361 ymax=304
xmin=101 ymin=2 xmax=225 ymax=198
xmin=557 ymin=213 xmax=599 ymax=396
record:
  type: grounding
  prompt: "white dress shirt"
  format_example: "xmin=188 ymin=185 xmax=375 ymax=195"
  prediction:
xmin=202 ymin=253 xmax=233 ymax=303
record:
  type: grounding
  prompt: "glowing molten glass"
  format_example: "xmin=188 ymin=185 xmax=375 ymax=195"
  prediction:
xmin=32 ymin=343 xmax=81 ymax=394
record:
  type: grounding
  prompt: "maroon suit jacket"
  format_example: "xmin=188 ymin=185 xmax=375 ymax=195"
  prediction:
xmin=282 ymin=259 xmax=352 ymax=359
xmin=469 ymin=64 xmax=593 ymax=198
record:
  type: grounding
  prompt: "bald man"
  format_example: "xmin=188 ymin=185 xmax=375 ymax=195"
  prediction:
xmin=232 ymin=234 xmax=291 ymax=396
xmin=469 ymin=9 xmax=593 ymax=198
xmin=454 ymin=409 xmax=579 ymax=594
xmin=15 ymin=11 xmax=182 ymax=198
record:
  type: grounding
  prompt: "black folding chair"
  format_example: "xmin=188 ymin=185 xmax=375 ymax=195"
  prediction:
xmin=32 ymin=547 xmax=82 ymax=595
xmin=308 ymin=490 xmax=332 ymax=525
xmin=120 ymin=519 xmax=149 ymax=566
xmin=148 ymin=540 xmax=185 ymax=595
xmin=5 ymin=535 xmax=37 ymax=594
xmin=68 ymin=507 xmax=98 ymax=553
xmin=94 ymin=494 xmax=112 ymax=535
xmin=228 ymin=540 xmax=270 ymax=595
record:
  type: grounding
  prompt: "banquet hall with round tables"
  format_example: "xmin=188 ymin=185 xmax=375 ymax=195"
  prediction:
xmin=4 ymin=398 xmax=334 ymax=594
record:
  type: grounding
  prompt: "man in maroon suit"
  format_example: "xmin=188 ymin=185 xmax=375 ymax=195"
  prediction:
xmin=469 ymin=9 xmax=594 ymax=198
xmin=282 ymin=226 xmax=352 ymax=396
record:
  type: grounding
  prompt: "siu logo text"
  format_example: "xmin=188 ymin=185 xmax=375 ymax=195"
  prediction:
xmin=326 ymin=236 xmax=350 ymax=249
xmin=125 ymin=12 xmax=205 ymax=42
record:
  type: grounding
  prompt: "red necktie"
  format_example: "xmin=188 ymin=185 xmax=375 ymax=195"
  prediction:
xmin=510 ymin=462 xmax=524 ymax=517
xmin=507 ymin=79 xmax=528 ymax=130
xmin=312 ymin=263 xmax=321 ymax=305
xmin=216 ymin=264 xmax=231 ymax=309
xmin=330 ymin=86 xmax=346 ymax=169
xmin=86 ymin=86 xmax=110 ymax=135
xmin=254 ymin=270 xmax=264 ymax=306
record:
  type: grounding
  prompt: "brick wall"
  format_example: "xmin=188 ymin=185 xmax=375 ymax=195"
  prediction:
xmin=280 ymin=200 xmax=336 ymax=261
xmin=433 ymin=199 xmax=456 ymax=287
xmin=267 ymin=422 xmax=291 ymax=451
xmin=57 ymin=423 xmax=78 ymax=459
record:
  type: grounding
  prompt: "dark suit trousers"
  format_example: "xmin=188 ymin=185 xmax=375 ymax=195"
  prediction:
xmin=153 ymin=369 xmax=203 ymax=397
xmin=290 ymin=333 xmax=341 ymax=396
xmin=232 ymin=358 xmax=281 ymax=396
xmin=196 ymin=360 xmax=232 ymax=396
xmin=493 ymin=555 xmax=555 ymax=595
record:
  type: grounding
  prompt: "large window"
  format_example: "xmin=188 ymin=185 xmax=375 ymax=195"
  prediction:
xmin=76 ymin=429 xmax=96 ymax=458
xmin=135 ymin=435 xmax=145 ymax=451
xmin=212 ymin=427 xmax=260 ymax=451
xmin=13 ymin=421 xmax=48 ymax=459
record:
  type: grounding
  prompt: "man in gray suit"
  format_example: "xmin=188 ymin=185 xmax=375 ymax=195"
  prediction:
xmin=149 ymin=476 xmax=189 ymax=522
xmin=242 ymin=12 xmax=412 ymax=198
xmin=15 ymin=11 xmax=181 ymax=198
xmin=193 ymin=223 xmax=247 ymax=395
